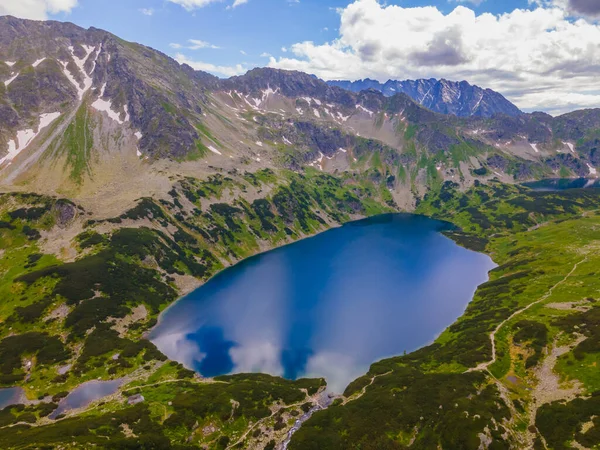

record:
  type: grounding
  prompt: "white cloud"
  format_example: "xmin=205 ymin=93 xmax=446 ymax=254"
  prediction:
xmin=230 ymin=0 xmax=249 ymax=7
xmin=139 ymin=7 xmax=154 ymax=16
xmin=170 ymin=39 xmax=219 ymax=50
xmin=0 ymin=0 xmax=78 ymax=20
xmin=260 ymin=52 xmax=272 ymax=57
xmin=568 ymin=0 xmax=600 ymax=17
xmin=188 ymin=39 xmax=219 ymax=49
xmin=268 ymin=0 xmax=600 ymax=114
xmin=167 ymin=0 xmax=222 ymax=11
xmin=175 ymin=53 xmax=245 ymax=77
xmin=240 ymin=50 xmax=247 ymax=55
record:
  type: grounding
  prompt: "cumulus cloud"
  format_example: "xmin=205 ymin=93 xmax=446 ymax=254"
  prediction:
xmin=139 ymin=8 xmax=154 ymax=16
xmin=0 ymin=0 xmax=78 ymax=20
xmin=568 ymin=0 xmax=600 ymax=16
xmin=268 ymin=0 xmax=600 ymax=114
xmin=175 ymin=53 xmax=245 ymax=77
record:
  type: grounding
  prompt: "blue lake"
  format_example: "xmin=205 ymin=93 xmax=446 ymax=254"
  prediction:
xmin=151 ymin=214 xmax=495 ymax=391
xmin=0 ymin=388 xmax=23 ymax=410
xmin=523 ymin=178 xmax=600 ymax=191
xmin=49 ymin=379 xmax=123 ymax=419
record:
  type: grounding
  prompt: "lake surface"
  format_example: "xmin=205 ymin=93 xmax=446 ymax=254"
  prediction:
xmin=151 ymin=214 xmax=495 ymax=391
xmin=49 ymin=379 xmax=123 ymax=419
xmin=0 ymin=388 xmax=23 ymax=410
xmin=523 ymin=178 xmax=600 ymax=191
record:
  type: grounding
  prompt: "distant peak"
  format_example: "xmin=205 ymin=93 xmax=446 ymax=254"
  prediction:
xmin=326 ymin=76 xmax=522 ymax=118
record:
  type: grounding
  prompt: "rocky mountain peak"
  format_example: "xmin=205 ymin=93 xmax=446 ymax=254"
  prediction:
xmin=327 ymin=77 xmax=522 ymax=118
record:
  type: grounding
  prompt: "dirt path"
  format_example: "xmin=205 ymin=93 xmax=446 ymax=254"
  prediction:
xmin=225 ymin=390 xmax=327 ymax=450
xmin=468 ymin=258 xmax=586 ymax=373
xmin=526 ymin=335 xmax=587 ymax=449
xmin=342 ymin=371 xmax=392 ymax=405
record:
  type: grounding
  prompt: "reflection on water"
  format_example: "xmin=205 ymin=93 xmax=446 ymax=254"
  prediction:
xmin=0 ymin=388 xmax=23 ymax=410
xmin=523 ymin=178 xmax=600 ymax=191
xmin=151 ymin=214 xmax=495 ymax=392
xmin=49 ymin=379 xmax=123 ymax=419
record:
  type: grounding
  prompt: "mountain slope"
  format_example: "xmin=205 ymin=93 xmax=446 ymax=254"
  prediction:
xmin=327 ymin=77 xmax=523 ymax=118
xmin=1 ymin=16 xmax=600 ymax=450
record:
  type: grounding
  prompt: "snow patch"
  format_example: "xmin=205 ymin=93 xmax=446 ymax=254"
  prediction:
xmin=32 ymin=57 xmax=46 ymax=68
xmin=4 ymin=73 xmax=19 ymax=86
xmin=355 ymin=104 xmax=374 ymax=116
xmin=587 ymin=164 xmax=597 ymax=176
xmin=91 ymin=83 xmax=124 ymax=123
xmin=0 ymin=112 xmax=61 ymax=166
xmin=136 ymin=149 xmax=142 ymax=157
xmin=338 ymin=148 xmax=347 ymax=153
xmin=313 ymin=109 xmax=320 ymax=118
xmin=564 ymin=142 xmax=575 ymax=153
xmin=255 ymin=141 xmax=263 ymax=147
xmin=530 ymin=143 xmax=539 ymax=153
xmin=261 ymin=87 xmax=279 ymax=104
xmin=282 ymin=136 xmax=292 ymax=145
xmin=5 ymin=61 xmax=15 ymax=67
xmin=337 ymin=112 xmax=350 ymax=122
xmin=296 ymin=108 xmax=304 ymax=115
xmin=470 ymin=92 xmax=484 ymax=115
xmin=208 ymin=145 xmax=222 ymax=155
xmin=308 ymin=152 xmax=325 ymax=170
xmin=60 ymin=45 xmax=99 ymax=100
xmin=124 ymin=105 xmax=130 ymax=122
xmin=39 ymin=112 xmax=61 ymax=128
xmin=135 ymin=132 xmax=142 ymax=140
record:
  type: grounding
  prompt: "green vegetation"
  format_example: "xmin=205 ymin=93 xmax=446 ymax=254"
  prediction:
xmin=0 ymin=168 xmax=394 ymax=448
xmin=3 ymin=172 xmax=600 ymax=449
xmin=0 ymin=372 xmax=323 ymax=449
xmin=292 ymin=182 xmax=600 ymax=449
xmin=60 ymin=103 xmax=94 ymax=183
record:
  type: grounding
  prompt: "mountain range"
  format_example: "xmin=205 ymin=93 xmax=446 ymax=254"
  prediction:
xmin=327 ymin=78 xmax=523 ymax=118
xmin=2 ymin=15 xmax=598 ymax=209
xmin=1 ymin=16 xmax=600 ymax=450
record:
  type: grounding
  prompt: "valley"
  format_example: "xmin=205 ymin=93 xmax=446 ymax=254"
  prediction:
xmin=0 ymin=15 xmax=599 ymax=450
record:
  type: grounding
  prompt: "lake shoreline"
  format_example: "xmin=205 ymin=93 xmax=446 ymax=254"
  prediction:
xmin=150 ymin=212 xmax=495 ymax=393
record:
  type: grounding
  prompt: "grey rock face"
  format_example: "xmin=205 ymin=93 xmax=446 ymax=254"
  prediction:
xmin=0 ymin=16 xmax=214 ymax=160
xmin=327 ymin=78 xmax=522 ymax=118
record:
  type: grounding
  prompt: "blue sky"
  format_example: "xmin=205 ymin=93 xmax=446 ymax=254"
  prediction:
xmin=2 ymin=0 xmax=600 ymax=114
xmin=44 ymin=0 xmax=534 ymax=75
